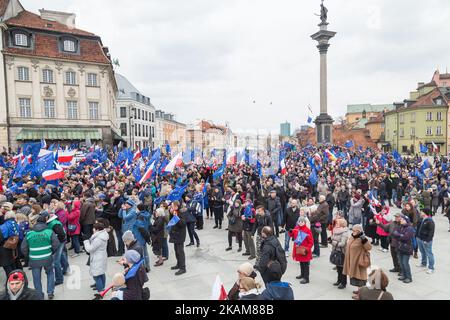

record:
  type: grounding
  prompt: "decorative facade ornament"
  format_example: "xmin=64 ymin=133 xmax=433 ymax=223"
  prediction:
xmin=68 ymin=87 xmax=76 ymax=98
xmin=5 ymin=56 xmax=14 ymax=70
xmin=30 ymin=59 xmax=40 ymax=71
xmin=99 ymin=66 xmax=108 ymax=78
xmin=77 ymin=64 xmax=86 ymax=75
xmin=43 ymin=86 xmax=54 ymax=97
xmin=55 ymin=61 xmax=63 ymax=74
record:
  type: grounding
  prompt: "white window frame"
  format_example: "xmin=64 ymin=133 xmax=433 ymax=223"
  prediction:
xmin=399 ymin=114 xmax=404 ymax=123
xmin=410 ymin=127 xmax=415 ymax=136
xmin=399 ymin=128 xmax=404 ymax=137
xmin=426 ymin=126 xmax=432 ymax=136
xmin=88 ymin=101 xmax=99 ymax=119
xmin=410 ymin=112 xmax=415 ymax=122
xmin=436 ymin=126 xmax=442 ymax=135
xmin=14 ymin=33 xmax=28 ymax=47
xmin=18 ymin=67 xmax=29 ymax=81
xmin=426 ymin=112 xmax=433 ymax=121
xmin=65 ymin=71 xmax=76 ymax=85
xmin=87 ymin=73 xmax=98 ymax=86
xmin=19 ymin=98 xmax=32 ymax=118
xmin=44 ymin=99 xmax=55 ymax=118
xmin=437 ymin=112 xmax=443 ymax=121
xmin=42 ymin=69 xmax=54 ymax=83
xmin=63 ymin=39 xmax=76 ymax=52
xmin=67 ymin=100 xmax=78 ymax=119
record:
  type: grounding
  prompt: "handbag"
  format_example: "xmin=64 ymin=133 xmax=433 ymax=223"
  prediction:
xmin=68 ymin=224 xmax=77 ymax=233
xmin=3 ymin=235 xmax=19 ymax=250
xmin=358 ymin=250 xmax=371 ymax=268
xmin=295 ymin=245 xmax=308 ymax=256
xmin=330 ymin=248 xmax=345 ymax=266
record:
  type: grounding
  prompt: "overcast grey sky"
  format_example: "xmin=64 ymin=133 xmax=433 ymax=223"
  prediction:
xmin=24 ymin=0 xmax=450 ymax=133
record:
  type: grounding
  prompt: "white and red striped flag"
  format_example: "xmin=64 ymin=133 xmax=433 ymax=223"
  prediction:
xmin=211 ymin=275 xmax=227 ymax=300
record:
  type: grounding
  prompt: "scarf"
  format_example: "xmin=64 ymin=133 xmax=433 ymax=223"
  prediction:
xmin=8 ymin=286 xmax=24 ymax=300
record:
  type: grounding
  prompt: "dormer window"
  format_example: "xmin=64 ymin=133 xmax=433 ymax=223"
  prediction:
xmin=11 ymin=30 xmax=31 ymax=48
xmin=60 ymin=37 xmax=78 ymax=53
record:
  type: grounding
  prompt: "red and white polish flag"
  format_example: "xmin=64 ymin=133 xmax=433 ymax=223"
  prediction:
xmin=211 ymin=275 xmax=227 ymax=300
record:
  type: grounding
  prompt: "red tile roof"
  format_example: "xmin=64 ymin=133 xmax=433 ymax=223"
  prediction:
xmin=5 ymin=10 xmax=95 ymax=37
xmin=4 ymin=32 xmax=111 ymax=64
xmin=0 ymin=0 xmax=8 ymax=17
xmin=410 ymin=87 xmax=449 ymax=108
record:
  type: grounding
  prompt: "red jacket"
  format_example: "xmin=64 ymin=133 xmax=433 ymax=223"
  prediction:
xmin=67 ymin=200 xmax=81 ymax=236
xmin=289 ymin=225 xmax=313 ymax=262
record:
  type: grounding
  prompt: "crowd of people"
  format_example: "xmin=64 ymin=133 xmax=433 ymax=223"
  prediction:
xmin=0 ymin=142 xmax=447 ymax=300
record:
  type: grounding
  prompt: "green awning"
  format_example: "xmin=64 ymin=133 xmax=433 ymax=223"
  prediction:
xmin=112 ymin=129 xmax=126 ymax=142
xmin=16 ymin=128 xmax=102 ymax=141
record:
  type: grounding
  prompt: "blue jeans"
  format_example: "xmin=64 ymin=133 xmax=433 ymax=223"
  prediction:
xmin=93 ymin=274 xmax=106 ymax=292
xmin=417 ymin=239 xmax=435 ymax=270
xmin=162 ymin=238 xmax=169 ymax=259
xmin=398 ymin=253 xmax=412 ymax=280
xmin=71 ymin=235 xmax=81 ymax=254
xmin=392 ymin=189 xmax=397 ymax=203
xmin=284 ymin=231 xmax=291 ymax=252
xmin=370 ymin=188 xmax=378 ymax=199
xmin=31 ymin=265 xmax=55 ymax=297
xmin=53 ymin=242 xmax=66 ymax=284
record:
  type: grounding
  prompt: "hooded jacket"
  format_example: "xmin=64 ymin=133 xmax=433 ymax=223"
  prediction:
xmin=83 ymin=229 xmax=109 ymax=277
xmin=67 ymin=200 xmax=81 ymax=236
xmin=21 ymin=222 xmax=59 ymax=268
xmin=260 ymin=281 xmax=294 ymax=300
xmin=0 ymin=270 xmax=43 ymax=300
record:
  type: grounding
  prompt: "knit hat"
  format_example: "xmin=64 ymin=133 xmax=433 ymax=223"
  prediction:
xmin=39 ymin=211 xmax=50 ymax=219
xmin=125 ymin=199 xmax=135 ymax=207
xmin=237 ymin=262 xmax=254 ymax=277
xmin=122 ymin=230 xmax=135 ymax=243
xmin=8 ymin=271 xmax=25 ymax=283
xmin=297 ymin=216 xmax=307 ymax=225
xmin=124 ymin=249 xmax=141 ymax=264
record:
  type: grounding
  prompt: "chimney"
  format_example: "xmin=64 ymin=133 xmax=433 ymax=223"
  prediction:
xmin=417 ymin=82 xmax=425 ymax=88
xmin=39 ymin=9 xmax=76 ymax=29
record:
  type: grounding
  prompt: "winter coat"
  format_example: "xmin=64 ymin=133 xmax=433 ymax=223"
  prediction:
xmin=343 ymin=233 xmax=372 ymax=281
xmin=260 ymin=282 xmax=294 ymax=300
xmin=401 ymin=208 xmax=419 ymax=227
xmin=348 ymin=198 xmax=364 ymax=225
xmin=253 ymin=211 xmax=273 ymax=236
xmin=119 ymin=207 xmax=137 ymax=233
xmin=289 ymin=225 xmax=313 ymax=263
xmin=257 ymin=235 xmax=283 ymax=279
xmin=331 ymin=227 xmax=349 ymax=255
xmin=80 ymin=198 xmax=96 ymax=226
xmin=391 ymin=223 xmax=415 ymax=255
xmin=266 ymin=197 xmax=282 ymax=222
xmin=21 ymin=222 xmax=59 ymax=268
xmin=0 ymin=219 xmax=20 ymax=267
xmin=123 ymin=261 xmax=148 ymax=300
xmin=67 ymin=200 xmax=81 ymax=236
xmin=83 ymin=229 xmax=109 ymax=277
xmin=54 ymin=209 xmax=68 ymax=235
xmin=284 ymin=207 xmax=300 ymax=232
xmin=169 ymin=210 xmax=187 ymax=244
xmin=416 ymin=217 xmax=435 ymax=242
xmin=227 ymin=207 xmax=243 ymax=233
xmin=242 ymin=208 xmax=256 ymax=233
xmin=431 ymin=191 xmax=439 ymax=207
xmin=239 ymin=289 xmax=262 ymax=300
xmin=133 ymin=210 xmax=150 ymax=246
xmin=375 ymin=213 xmax=390 ymax=237
xmin=151 ymin=216 xmax=165 ymax=254
xmin=0 ymin=270 xmax=43 ymax=300
xmin=310 ymin=201 xmax=329 ymax=225
xmin=358 ymin=287 xmax=394 ymax=300
xmin=421 ymin=191 xmax=432 ymax=209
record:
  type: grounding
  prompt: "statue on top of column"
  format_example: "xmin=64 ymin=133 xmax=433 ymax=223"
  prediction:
xmin=315 ymin=0 xmax=328 ymax=24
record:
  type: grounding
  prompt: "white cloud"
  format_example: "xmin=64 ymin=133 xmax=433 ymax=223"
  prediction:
xmin=22 ymin=0 xmax=450 ymax=132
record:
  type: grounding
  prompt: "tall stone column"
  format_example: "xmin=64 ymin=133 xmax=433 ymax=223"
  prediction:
xmin=311 ymin=21 xmax=336 ymax=145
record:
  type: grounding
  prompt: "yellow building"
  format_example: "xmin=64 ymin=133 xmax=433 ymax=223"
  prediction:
xmin=346 ymin=104 xmax=394 ymax=125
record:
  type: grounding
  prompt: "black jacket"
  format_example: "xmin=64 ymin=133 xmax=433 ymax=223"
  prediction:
xmin=257 ymin=236 xmax=281 ymax=276
xmin=266 ymin=197 xmax=281 ymax=220
xmin=169 ymin=210 xmax=187 ymax=244
xmin=253 ymin=212 xmax=273 ymax=236
xmin=283 ymin=207 xmax=300 ymax=231
xmin=0 ymin=270 xmax=43 ymax=300
xmin=416 ymin=217 xmax=435 ymax=242
xmin=123 ymin=264 xmax=149 ymax=300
